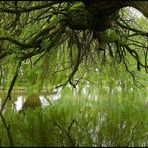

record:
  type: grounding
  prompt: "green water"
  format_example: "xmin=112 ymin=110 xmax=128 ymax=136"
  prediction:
xmin=0 ymin=87 xmax=148 ymax=147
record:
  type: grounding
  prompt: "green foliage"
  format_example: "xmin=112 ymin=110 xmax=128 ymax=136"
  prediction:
xmin=0 ymin=1 xmax=147 ymax=94
xmin=21 ymin=94 xmax=41 ymax=111
xmin=0 ymin=2 xmax=148 ymax=147
xmin=0 ymin=87 xmax=148 ymax=147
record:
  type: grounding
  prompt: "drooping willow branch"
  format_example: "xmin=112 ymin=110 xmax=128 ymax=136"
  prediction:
xmin=117 ymin=21 xmax=148 ymax=38
xmin=0 ymin=1 xmax=59 ymax=13
xmin=105 ymin=33 xmax=148 ymax=72
xmin=55 ymin=31 xmax=84 ymax=89
xmin=120 ymin=43 xmax=148 ymax=71
xmin=65 ymin=31 xmax=82 ymax=88
xmin=122 ymin=55 xmax=143 ymax=88
xmin=0 ymin=114 xmax=14 ymax=147
xmin=0 ymin=61 xmax=21 ymax=147
xmin=54 ymin=119 xmax=76 ymax=147
xmin=0 ymin=60 xmax=22 ymax=113
xmin=145 ymin=47 xmax=148 ymax=73
xmin=0 ymin=37 xmax=34 ymax=48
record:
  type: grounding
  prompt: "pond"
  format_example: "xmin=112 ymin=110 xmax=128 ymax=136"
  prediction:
xmin=0 ymin=87 xmax=148 ymax=147
xmin=0 ymin=89 xmax=62 ymax=112
xmin=1 ymin=85 xmax=148 ymax=112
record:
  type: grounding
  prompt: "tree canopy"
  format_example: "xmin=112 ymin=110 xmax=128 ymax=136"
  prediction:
xmin=0 ymin=2 xmax=148 ymax=146
xmin=0 ymin=1 xmax=148 ymax=106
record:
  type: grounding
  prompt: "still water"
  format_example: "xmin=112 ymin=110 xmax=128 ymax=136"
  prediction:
xmin=0 ymin=89 xmax=61 ymax=112
xmin=14 ymin=95 xmax=49 ymax=111
xmin=1 ymin=85 xmax=148 ymax=112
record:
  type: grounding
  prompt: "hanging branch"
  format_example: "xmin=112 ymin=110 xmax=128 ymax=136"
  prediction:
xmin=122 ymin=55 xmax=143 ymax=88
xmin=117 ymin=21 xmax=148 ymax=38
xmin=0 ymin=60 xmax=22 ymax=147
xmin=0 ymin=1 xmax=59 ymax=13
xmin=0 ymin=60 xmax=22 ymax=113
xmin=0 ymin=114 xmax=14 ymax=147
xmin=67 ymin=31 xmax=82 ymax=88
xmin=54 ymin=119 xmax=76 ymax=147
xmin=145 ymin=46 xmax=148 ymax=73
xmin=55 ymin=31 xmax=82 ymax=89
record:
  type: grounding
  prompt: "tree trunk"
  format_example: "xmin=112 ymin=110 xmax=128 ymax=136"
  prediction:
xmin=66 ymin=1 xmax=148 ymax=31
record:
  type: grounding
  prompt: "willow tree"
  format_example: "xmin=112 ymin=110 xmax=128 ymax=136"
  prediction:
xmin=0 ymin=1 xmax=148 ymax=110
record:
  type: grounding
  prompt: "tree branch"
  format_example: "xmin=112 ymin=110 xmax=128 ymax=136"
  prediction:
xmin=0 ymin=1 xmax=59 ymax=13
xmin=117 ymin=21 xmax=148 ymax=38
xmin=0 ymin=61 xmax=22 ymax=113
xmin=0 ymin=114 xmax=14 ymax=147
xmin=0 ymin=37 xmax=35 ymax=48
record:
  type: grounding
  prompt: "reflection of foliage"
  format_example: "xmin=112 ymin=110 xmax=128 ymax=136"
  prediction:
xmin=21 ymin=94 xmax=41 ymax=111
xmin=1 ymin=89 xmax=148 ymax=147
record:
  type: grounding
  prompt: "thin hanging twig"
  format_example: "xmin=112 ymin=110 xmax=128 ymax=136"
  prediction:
xmin=0 ymin=60 xmax=22 ymax=112
xmin=0 ymin=60 xmax=21 ymax=147
xmin=0 ymin=114 xmax=14 ymax=147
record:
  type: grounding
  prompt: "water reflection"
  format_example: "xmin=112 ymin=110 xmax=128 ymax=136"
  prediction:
xmin=39 ymin=96 xmax=49 ymax=106
xmin=0 ymin=87 xmax=62 ymax=112
xmin=1 ymin=85 xmax=147 ymax=112
xmin=0 ymin=94 xmax=61 ymax=112
xmin=14 ymin=96 xmax=25 ymax=111
xmin=14 ymin=94 xmax=61 ymax=112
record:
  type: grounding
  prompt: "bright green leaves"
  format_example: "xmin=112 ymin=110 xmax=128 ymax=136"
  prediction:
xmin=28 ymin=70 xmax=38 ymax=85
